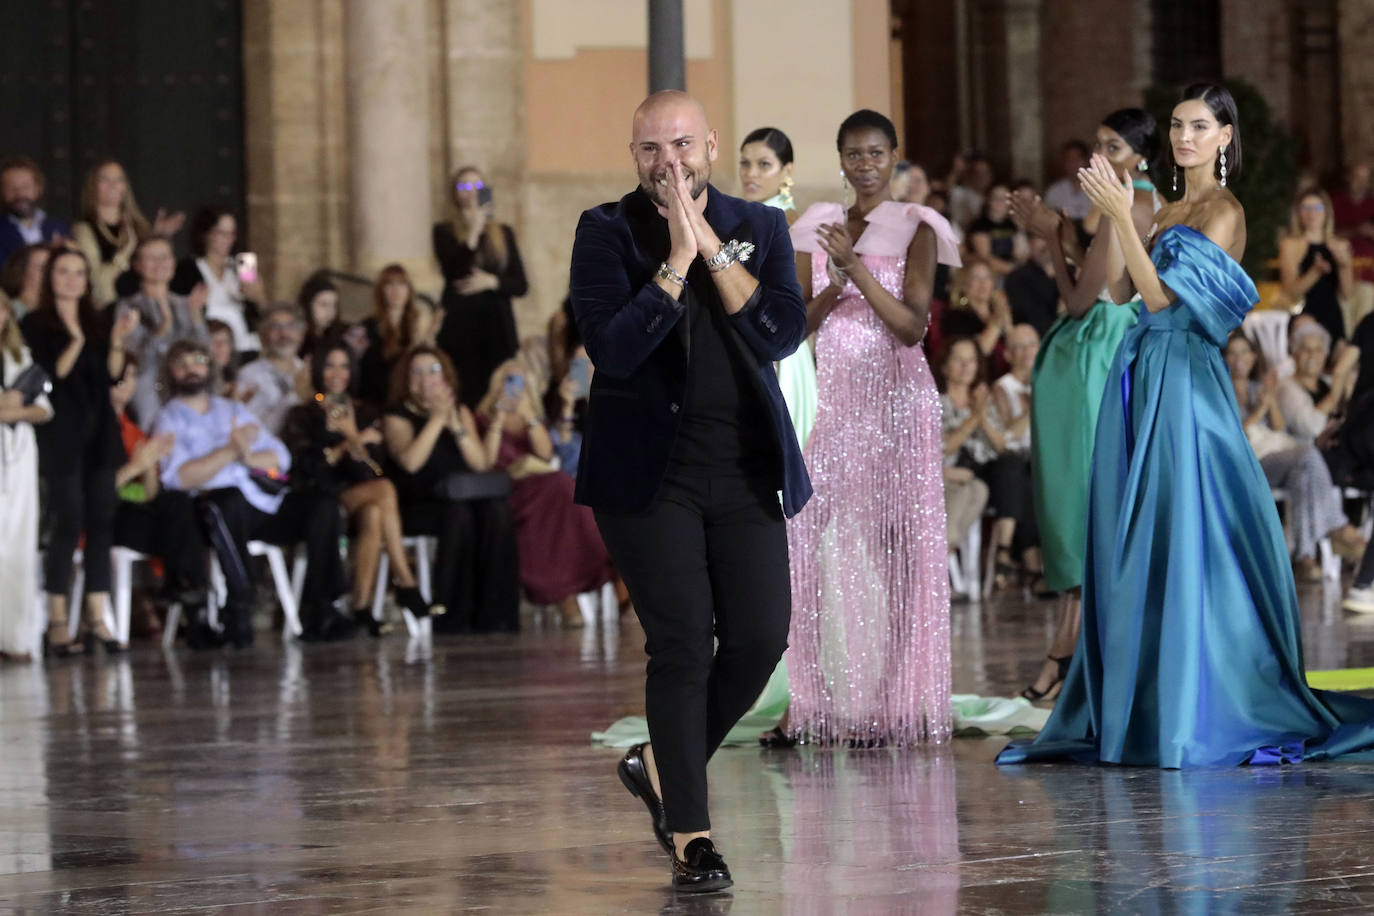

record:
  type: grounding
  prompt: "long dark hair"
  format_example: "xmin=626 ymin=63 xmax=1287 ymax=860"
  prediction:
xmin=1165 ymin=83 xmax=1242 ymax=182
xmin=311 ymin=339 xmax=356 ymax=397
xmin=1101 ymin=108 xmax=1160 ymax=167
xmin=33 ymin=248 xmax=103 ymax=337
xmin=741 ymin=126 xmax=794 ymax=165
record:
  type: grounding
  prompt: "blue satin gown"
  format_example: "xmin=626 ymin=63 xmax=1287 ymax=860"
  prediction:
xmin=998 ymin=225 xmax=1374 ymax=767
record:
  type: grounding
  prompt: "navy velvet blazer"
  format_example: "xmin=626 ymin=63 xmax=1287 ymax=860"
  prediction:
xmin=569 ymin=185 xmax=812 ymax=517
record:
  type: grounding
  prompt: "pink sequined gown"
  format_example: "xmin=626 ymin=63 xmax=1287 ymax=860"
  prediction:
xmin=786 ymin=201 xmax=958 ymax=746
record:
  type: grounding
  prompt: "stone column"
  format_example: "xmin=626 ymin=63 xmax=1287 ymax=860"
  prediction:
xmin=344 ymin=0 xmax=434 ymax=283
xmin=1003 ymin=0 xmax=1042 ymax=184
xmin=1339 ymin=0 xmax=1374 ymax=164
xmin=649 ymin=0 xmax=686 ymax=92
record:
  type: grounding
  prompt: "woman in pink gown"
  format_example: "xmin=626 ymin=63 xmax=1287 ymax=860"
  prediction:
xmin=787 ymin=110 xmax=961 ymax=746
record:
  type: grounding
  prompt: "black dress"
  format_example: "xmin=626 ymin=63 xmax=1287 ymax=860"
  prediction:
xmin=432 ymin=223 xmax=527 ymax=407
xmin=280 ymin=400 xmax=385 ymax=496
xmin=356 ymin=316 xmax=397 ymax=410
xmin=1300 ymin=242 xmax=1345 ymax=342
xmin=385 ymin=404 xmax=520 ymax=632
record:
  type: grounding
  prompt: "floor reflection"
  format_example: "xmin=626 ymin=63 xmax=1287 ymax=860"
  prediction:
xmin=0 ymin=589 xmax=1372 ymax=911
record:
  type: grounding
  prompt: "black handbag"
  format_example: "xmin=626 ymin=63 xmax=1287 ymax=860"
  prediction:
xmin=433 ymin=470 xmax=511 ymax=502
xmin=11 ymin=363 xmax=51 ymax=405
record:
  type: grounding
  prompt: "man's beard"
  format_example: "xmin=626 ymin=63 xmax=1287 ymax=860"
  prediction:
xmin=171 ymin=376 xmax=209 ymax=397
xmin=5 ymin=197 xmax=35 ymax=220
xmin=640 ymin=164 xmax=710 ymax=209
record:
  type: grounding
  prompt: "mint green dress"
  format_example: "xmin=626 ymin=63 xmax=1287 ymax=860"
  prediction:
xmin=1031 ymin=180 xmax=1153 ymax=591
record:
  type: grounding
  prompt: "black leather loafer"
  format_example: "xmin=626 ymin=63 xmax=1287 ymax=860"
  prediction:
xmin=617 ymin=743 xmax=672 ymax=853
xmin=671 ymin=837 xmax=732 ymax=893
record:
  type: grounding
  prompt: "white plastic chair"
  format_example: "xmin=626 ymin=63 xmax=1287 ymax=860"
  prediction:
xmin=947 ymin=521 xmax=982 ymax=602
xmin=198 ymin=540 xmax=305 ymax=639
xmin=1272 ymin=488 xmax=1340 ymax=582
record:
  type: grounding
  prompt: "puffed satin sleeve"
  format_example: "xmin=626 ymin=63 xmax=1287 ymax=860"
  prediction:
xmin=855 ymin=201 xmax=963 ymax=266
xmin=1150 ymin=225 xmax=1259 ymax=347
xmin=789 ymin=202 xmax=846 ymax=253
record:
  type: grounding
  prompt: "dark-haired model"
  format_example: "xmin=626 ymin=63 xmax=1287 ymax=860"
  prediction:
xmin=998 ymin=84 xmax=1374 ymax=767
xmin=1007 ymin=107 xmax=1160 ymax=703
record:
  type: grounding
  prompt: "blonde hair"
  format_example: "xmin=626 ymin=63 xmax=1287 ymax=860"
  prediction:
xmin=1288 ymin=188 xmax=1335 ymax=242
xmin=0 ymin=297 xmax=21 ymax=361
xmin=80 ymin=159 xmax=152 ymax=239
xmin=450 ymin=166 xmax=508 ymax=271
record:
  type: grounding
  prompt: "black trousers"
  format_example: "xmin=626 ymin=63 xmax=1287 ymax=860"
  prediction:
xmin=197 ymin=487 xmax=345 ymax=634
xmin=113 ymin=490 xmax=209 ymax=589
xmin=43 ymin=466 xmax=119 ymax=594
xmin=970 ymin=453 xmax=1039 ymax=554
xmin=401 ymin=497 xmax=520 ymax=633
xmin=595 ymin=472 xmax=791 ymax=833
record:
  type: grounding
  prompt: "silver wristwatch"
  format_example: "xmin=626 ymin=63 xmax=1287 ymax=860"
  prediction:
xmin=705 ymin=239 xmax=756 ymax=273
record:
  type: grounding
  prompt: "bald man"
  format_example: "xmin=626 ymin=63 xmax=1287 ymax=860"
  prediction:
xmin=569 ymin=91 xmax=810 ymax=892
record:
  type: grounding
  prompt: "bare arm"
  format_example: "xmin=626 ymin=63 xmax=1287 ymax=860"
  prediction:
xmin=828 ymin=222 xmax=938 ymax=347
xmin=798 ymin=251 xmax=844 ymax=336
xmin=970 ymin=232 xmax=1015 ymax=276
xmin=1279 ymin=237 xmax=1328 ymax=302
xmin=383 ymin=411 xmax=448 ymax=474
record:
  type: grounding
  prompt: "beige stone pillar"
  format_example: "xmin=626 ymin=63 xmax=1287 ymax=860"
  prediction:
xmin=439 ymin=0 xmax=528 ymax=325
xmin=1339 ymin=0 xmax=1374 ymax=164
xmin=1004 ymin=0 xmax=1043 ymax=183
xmin=344 ymin=0 xmax=435 ymax=285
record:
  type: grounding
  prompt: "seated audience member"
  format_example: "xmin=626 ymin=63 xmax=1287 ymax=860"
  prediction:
xmin=949 ymin=152 xmax=993 ymax=233
xmin=20 ymin=248 xmax=138 ymax=654
xmin=71 ymin=159 xmax=184 ymax=305
xmin=357 ymin=264 xmax=439 ymax=408
xmin=1041 ymin=140 xmax=1092 ymax=225
xmin=1225 ymin=331 xmax=1365 ymax=581
xmin=110 ymin=354 xmax=211 ymax=621
xmin=0 ymin=296 xmax=52 ymax=661
xmin=939 ymin=337 xmax=1040 ymax=588
xmin=1332 ymin=161 xmax=1374 ymax=286
xmin=1280 ymin=189 xmax=1353 ymax=343
xmin=891 ymin=160 xmax=932 ymax=206
xmin=941 ymin=259 xmax=1012 ymax=376
xmin=114 ymin=235 xmax=209 ymax=428
xmin=967 ymin=184 xmax=1026 ymax=277
xmin=297 ymin=273 xmax=345 ymax=357
xmin=476 ymin=360 xmax=614 ymax=627
xmin=1277 ymin=322 xmax=1360 ymax=444
xmin=172 ymin=206 xmax=265 ymax=355
xmin=544 ymin=305 xmax=588 ymax=479
xmin=993 ymin=323 xmax=1038 ymax=455
xmin=0 ymin=242 xmax=51 ymax=318
xmin=281 ymin=341 xmax=439 ymax=633
xmin=1003 ymin=235 xmax=1060 ymax=338
xmin=152 ymin=339 xmax=353 ymax=647
xmin=382 ymin=345 xmax=519 ymax=633
xmin=206 ymin=318 xmax=241 ymax=398
xmin=433 ymin=166 xmax=528 ymax=408
xmin=0 ymin=156 xmax=69 ymax=264
xmin=237 ymin=303 xmax=308 ymax=435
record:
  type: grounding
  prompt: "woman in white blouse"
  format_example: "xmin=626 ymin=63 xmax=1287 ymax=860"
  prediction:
xmin=171 ymin=207 xmax=266 ymax=356
xmin=0 ymin=298 xmax=53 ymax=661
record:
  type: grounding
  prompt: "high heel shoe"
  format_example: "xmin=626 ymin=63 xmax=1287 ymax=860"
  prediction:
xmin=43 ymin=620 xmax=84 ymax=658
xmin=1020 ymin=654 xmax=1071 ymax=702
xmin=80 ymin=605 xmax=127 ymax=653
xmin=395 ymin=585 xmax=443 ymax=621
xmin=351 ymin=608 xmax=393 ymax=638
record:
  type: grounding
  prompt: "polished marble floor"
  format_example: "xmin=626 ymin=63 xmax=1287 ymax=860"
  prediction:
xmin=3 ymin=580 xmax=1374 ymax=914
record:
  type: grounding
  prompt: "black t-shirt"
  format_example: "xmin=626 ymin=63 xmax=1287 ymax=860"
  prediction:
xmin=968 ymin=216 xmax=1017 ymax=261
xmin=668 ymin=256 xmax=777 ymax=478
xmin=1003 ymin=261 xmax=1059 ymax=338
xmin=620 ymin=190 xmax=775 ymax=478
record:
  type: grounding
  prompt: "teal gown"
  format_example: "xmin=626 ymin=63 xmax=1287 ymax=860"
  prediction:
xmin=998 ymin=225 xmax=1374 ymax=767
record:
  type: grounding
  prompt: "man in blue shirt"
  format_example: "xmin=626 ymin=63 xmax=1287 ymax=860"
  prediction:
xmin=0 ymin=157 xmax=69 ymax=265
xmin=151 ymin=339 xmax=353 ymax=646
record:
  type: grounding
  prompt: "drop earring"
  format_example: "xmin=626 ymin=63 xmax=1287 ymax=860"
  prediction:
xmin=1219 ymin=148 xmax=1227 ymax=187
xmin=778 ymin=175 xmax=795 ymax=210
xmin=1172 ymin=165 xmax=1178 ymax=194
xmin=841 ymin=170 xmax=853 ymax=208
